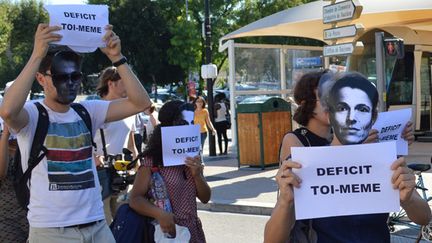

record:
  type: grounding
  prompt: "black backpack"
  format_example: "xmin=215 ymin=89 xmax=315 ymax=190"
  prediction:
xmin=13 ymin=102 xmax=94 ymax=209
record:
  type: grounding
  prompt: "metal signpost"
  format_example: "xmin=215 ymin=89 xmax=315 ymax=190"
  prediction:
xmin=322 ymin=0 xmax=363 ymax=57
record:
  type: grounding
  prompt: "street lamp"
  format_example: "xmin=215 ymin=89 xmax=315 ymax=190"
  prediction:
xmin=204 ymin=0 xmax=216 ymax=156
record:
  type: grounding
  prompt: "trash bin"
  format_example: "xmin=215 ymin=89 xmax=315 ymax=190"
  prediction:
xmin=236 ymin=97 xmax=292 ymax=169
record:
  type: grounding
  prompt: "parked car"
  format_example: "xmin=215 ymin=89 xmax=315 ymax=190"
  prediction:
xmin=30 ymin=93 xmax=45 ymax=100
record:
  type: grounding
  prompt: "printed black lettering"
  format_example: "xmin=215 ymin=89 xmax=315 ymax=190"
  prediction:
xmin=78 ymin=25 xmax=86 ymax=32
xmin=364 ymin=165 xmax=372 ymax=174
xmin=351 ymin=184 xmax=360 ymax=193
xmin=320 ymin=185 xmax=330 ymax=195
xmin=317 ymin=168 xmax=325 ymax=176
xmin=373 ymin=183 xmax=381 ymax=192
xmin=360 ymin=183 xmax=371 ymax=192
xmin=64 ymin=12 xmax=70 ymax=17
xmin=327 ymin=167 xmax=335 ymax=176
xmin=349 ymin=166 xmax=358 ymax=174
xmin=340 ymin=184 xmax=350 ymax=193
xmin=311 ymin=186 xmax=319 ymax=195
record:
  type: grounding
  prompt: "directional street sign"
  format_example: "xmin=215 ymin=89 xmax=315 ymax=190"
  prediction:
xmin=323 ymin=0 xmax=363 ymax=24
xmin=324 ymin=24 xmax=364 ymax=40
xmin=323 ymin=43 xmax=354 ymax=57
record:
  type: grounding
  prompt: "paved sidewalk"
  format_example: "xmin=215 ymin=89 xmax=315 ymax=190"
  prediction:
xmin=199 ymin=140 xmax=432 ymax=242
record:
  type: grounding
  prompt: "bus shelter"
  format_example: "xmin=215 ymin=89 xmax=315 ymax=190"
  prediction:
xmin=219 ymin=0 xmax=432 ymax=144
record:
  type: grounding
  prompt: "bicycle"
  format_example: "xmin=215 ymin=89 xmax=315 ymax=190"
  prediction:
xmin=387 ymin=160 xmax=432 ymax=242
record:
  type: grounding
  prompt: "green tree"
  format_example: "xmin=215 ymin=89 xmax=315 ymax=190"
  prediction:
xmin=167 ymin=0 xmax=320 ymax=91
xmin=0 ymin=0 xmax=47 ymax=91
xmin=86 ymin=0 xmax=186 ymax=91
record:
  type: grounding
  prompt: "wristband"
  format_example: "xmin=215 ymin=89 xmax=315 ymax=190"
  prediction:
xmin=112 ymin=57 xmax=127 ymax=67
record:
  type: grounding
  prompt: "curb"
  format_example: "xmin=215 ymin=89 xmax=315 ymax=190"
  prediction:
xmin=197 ymin=200 xmax=274 ymax=216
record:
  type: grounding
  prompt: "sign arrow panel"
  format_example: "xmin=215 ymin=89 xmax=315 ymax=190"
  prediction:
xmin=324 ymin=24 xmax=364 ymax=40
xmin=323 ymin=43 xmax=354 ymax=57
xmin=323 ymin=0 xmax=363 ymax=24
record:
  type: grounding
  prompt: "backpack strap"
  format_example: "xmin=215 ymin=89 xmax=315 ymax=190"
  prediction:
xmin=70 ymin=103 xmax=96 ymax=148
xmin=23 ymin=102 xmax=49 ymax=184
xmin=99 ymin=128 xmax=108 ymax=159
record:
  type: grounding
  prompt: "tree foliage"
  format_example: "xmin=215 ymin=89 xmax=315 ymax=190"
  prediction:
xmin=0 ymin=0 xmax=47 ymax=91
xmin=0 ymin=0 xmax=320 ymax=92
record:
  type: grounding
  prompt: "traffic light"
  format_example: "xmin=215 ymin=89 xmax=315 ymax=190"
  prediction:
xmin=383 ymin=38 xmax=404 ymax=59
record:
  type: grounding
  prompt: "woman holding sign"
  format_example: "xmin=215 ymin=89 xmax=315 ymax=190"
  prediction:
xmin=264 ymin=71 xmax=428 ymax=243
xmin=130 ymin=100 xmax=210 ymax=243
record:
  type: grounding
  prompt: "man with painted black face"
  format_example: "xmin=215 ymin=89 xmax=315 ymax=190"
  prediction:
xmin=0 ymin=24 xmax=151 ymax=242
xmin=325 ymin=73 xmax=378 ymax=145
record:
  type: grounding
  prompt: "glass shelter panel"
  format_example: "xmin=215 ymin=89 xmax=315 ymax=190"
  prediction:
xmin=235 ymin=48 xmax=281 ymax=92
xmin=285 ymin=50 xmax=323 ymax=89
xmin=419 ymin=53 xmax=432 ymax=130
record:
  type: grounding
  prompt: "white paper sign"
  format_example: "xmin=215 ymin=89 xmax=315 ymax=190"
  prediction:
xmin=161 ymin=125 xmax=201 ymax=167
xmin=372 ymin=108 xmax=412 ymax=155
xmin=291 ymin=142 xmax=399 ymax=220
xmin=45 ymin=4 xmax=109 ymax=53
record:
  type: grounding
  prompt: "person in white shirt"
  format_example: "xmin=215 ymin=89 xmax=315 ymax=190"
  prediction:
xmin=94 ymin=66 xmax=139 ymax=223
xmin=0 ymin=24 xmax=152 ymax=242
xmin=214 ymin=93 xmax=229 ymax=155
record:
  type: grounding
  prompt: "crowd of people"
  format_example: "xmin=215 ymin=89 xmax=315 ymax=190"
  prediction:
xmin=0 ymin=21 xmax=430 ymax=243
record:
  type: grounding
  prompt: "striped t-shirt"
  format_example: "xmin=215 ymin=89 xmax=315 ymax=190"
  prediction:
xmin=16 ymin=100 xmax=109 ymax=228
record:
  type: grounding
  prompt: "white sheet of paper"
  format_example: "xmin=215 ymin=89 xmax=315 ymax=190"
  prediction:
xmin=45 ymin=4 xmax=108 ymax=53
xmin=372 ymin=108 xmax=412 ymax=155
xmin=291 ymin=142 xmax=399 ymax=220
xmin=161 ymin=125 xmax=201 ymax=167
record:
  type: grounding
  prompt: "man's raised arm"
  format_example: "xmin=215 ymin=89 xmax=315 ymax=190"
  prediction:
xmin=101 ymin=26 xmax=152 ymax=123
xmin=0 ymin=24 xmax=61 ymax=131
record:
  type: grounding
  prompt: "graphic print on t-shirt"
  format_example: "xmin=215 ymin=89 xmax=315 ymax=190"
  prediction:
xmin=45 ymin=119 xmax=95 ymax=191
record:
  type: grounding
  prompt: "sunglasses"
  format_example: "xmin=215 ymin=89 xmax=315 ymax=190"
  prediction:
xmin=45 ymin=71 xmax=84 ymax=83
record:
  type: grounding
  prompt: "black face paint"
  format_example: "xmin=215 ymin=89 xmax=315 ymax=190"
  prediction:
xmin=50 ymin=58 xmax=82 ymax=105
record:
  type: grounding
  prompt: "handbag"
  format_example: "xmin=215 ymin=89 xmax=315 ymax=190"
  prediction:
xmin=110 ymin=203 xmax=155 ymax=243
xmin=154 ymin=224 xmax=191 ymax=243
xmin=225 ymin=108 xmax=231 ymax=129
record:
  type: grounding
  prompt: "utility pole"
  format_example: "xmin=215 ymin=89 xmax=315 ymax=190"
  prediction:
xmin=375 ymin=32 xmax=386 ymax=112
xmin=204 ymin=0 xmax=216 ymax=156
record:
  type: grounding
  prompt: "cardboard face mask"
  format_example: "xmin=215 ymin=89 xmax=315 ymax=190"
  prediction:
xmin=50 ymin=54 xmax=82 ymax=105
xmin=319 ymin=73 xmax=378 ymax=145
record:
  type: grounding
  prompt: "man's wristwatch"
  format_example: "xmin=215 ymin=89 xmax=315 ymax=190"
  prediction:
xmin=112 ymin=56 xmax=127 ymax=67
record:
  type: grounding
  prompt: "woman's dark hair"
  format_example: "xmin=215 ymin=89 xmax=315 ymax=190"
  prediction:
xmin=142 ymin=100 xmax=188 ymax=167
xmin=293 ymin=71 xmax=327 ymax=126
xmin=96 ymin=67 xmax=121 ymax=97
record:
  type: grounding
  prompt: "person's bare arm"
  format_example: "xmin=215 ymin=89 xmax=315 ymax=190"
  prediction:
xmin=185 ymin=155 xmax=211 ymax=203
xmin=0 ymin=127 xmax=10 ymax=180
xmin=0 ymin=24 xmax=61 ymax=131
xmin=264 ymin=159 xmax=302 ymax=243
xmin=205 ymin=110 xmax=215 ymax=135
xmin=129 ymin=166 xmax=176 ymax=236
xmin=392 ymin=157 xmax=432 ymax=225
xmin=401 ymin=121 xmax=414 ymax=145
xmin=279 ymin=133 xmax=303 ymax=162
xmin=127 ymin=131 xmax=138 ymax=159
xmin=100 ymin=26 xmax=152 ymax=123
xmin=265 ymin=134 xmax=304 ymax=243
